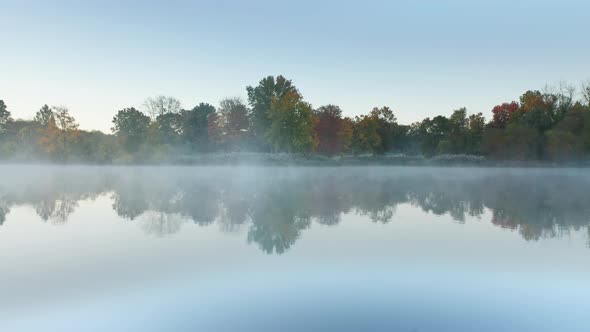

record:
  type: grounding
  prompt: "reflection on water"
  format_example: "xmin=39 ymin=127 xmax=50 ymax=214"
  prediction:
xmin=2 ymin=166 xmax=590 ymax=332
xmin=1 ymin=166 xmax=589 ymax=253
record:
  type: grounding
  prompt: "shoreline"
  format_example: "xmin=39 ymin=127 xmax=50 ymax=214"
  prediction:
xmin=1 ymin=153 xmax=589 ymax=168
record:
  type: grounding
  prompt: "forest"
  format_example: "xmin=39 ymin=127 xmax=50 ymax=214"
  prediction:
xmin=1 ymin=75 xmax=590 ymax=163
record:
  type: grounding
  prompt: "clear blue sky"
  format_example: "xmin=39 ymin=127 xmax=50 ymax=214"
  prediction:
xmin=1 ymin=0 xmax=589 ymax=132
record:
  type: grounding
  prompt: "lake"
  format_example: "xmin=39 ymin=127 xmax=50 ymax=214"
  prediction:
xmin=1 ymin=166 xmax=589 ymax=331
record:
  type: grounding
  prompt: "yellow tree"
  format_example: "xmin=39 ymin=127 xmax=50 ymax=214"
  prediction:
xmin=338 ymin=117 xmax=354 ymax=154
xmin=38 ymin=116 xmax=60 ymax=156
xmin=38 ymin=107 xmax=80 ymax=159
xmin=267 ymin=91 xmax=317 ymax=153
xmin=353 ymin=113 xmax=382 ymax=154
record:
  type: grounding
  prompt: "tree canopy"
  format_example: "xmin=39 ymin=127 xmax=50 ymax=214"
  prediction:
xmin=2 ymin=77 xmax=590 ymax=163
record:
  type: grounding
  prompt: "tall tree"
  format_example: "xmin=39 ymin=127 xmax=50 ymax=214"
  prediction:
xmin=267 ymin=91 xmax=317 ymax=153
xmin=0 ymin=100 xmax=12 ymax=135
xmin=112 ymin=107 xmax=151 ymax=152
xmin=372 ymin=106 xmax=397 ymax=153
xmin=207 ymin=112 xmax=224 ymax=149
xmin=448 ymin=107 xmax=469 ymax=153
xmin=246 ymin=75 xmax=299 ymax=149
xmin=181 ymin=103 xmax=216 ymax=151
xmin=314 ymin=105 xmax=345 ymax=155
xmin=467 ymin=112 xmax=486 ymax=154
xmin=353 ymin=114 xmax=382 ymax=154
xmin=417 ymin=116 xmax=451 ymax=156
xmin=37 ymin=116 xmax=61 ymax=157
xmin=34 ymin=104 xmax=53 ymax=126
xmin=218 ymin=97 xmax=250 ymax=150
xmin=339 ymin=117 xmax=354 ymax=154
xmin=154 ymin=112 xmax=183 ymax=145
xmin=52 ymin=106 xmax=80 ymax=157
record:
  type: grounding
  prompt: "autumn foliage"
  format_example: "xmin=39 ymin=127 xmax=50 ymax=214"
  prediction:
xmin=1 ymin=78 xmax=590 ymax=162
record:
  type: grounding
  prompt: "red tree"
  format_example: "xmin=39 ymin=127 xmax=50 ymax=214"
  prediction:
xmin=492 ymin=102 xmax=519 ymax=128
xmin=314 ymin=105 xmax=344 ymax=155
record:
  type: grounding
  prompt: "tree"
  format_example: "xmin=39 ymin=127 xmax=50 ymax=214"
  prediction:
xmin=267 ymin=91 xmax=317 ymax=153
xmin=34 ymin=104 xmax=53 ymax=126
xmin=75 ymin=130 xmax=119 ymax=163
xmin=371 ymin=106 xmax=397 ymax=153
xmin=518 ymin=90 xmax=557 ymax=131
xmin=314 ymin=105 xmax=345 ymax=155
xmin=353 ymin=114 xmax=381 ymax=155
xmin=352 ymin=107 xmax=397 ymax=155
xmin=492 ymin=102 xmax=519 ymax=128
xmin=0 ymin=100 xmax=12 ymax=135
xmin=519 ymin=90 xmax=554 ymax=113
xmin=218 ymin=97 xmax=250 ymax=150
xmin=112 ymin=107 xmax=151 ymax=152
xmin=246 ymin=75 xmax=299 ymax=149
xmin=37 ymin=115 xmax=61 ymax=157
xmin=181 ymin=103 xmax=216 ymax=151
xmin=582 ymin=81 xmax=590 ymax=108
xmin=447 ymin=108 xmax=468 ymax=153
xmin=504 ymin=124 xmax=540 ymax=160
xmin=481 ymin=127 xmax=507 ymax=159
xmin=339 ymin=117 xmax=354 ymax=154
xmin=413 ymin=115 xmax=450 ymax=156
xmin=154 ymin=112 xmax=183 ymax=145
xmin=207 ymin=111 xmax=224 ymax=148
xmin=144 ymin=96 xmax=181 ymax=119
xmin=545 ymin=130 xmax=582 ymax=161
xmin=467 ymin=112 xmax=486 ymax=154
xmin=52 ymin=106 xmax=80 ymax=158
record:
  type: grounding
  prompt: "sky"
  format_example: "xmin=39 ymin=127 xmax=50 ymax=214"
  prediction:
xmin=1 ymin=0 xmax=589 ymax=132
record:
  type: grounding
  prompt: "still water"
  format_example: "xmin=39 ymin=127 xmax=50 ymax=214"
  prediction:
xmin=0 ymin=166 xmax=589 ymax=331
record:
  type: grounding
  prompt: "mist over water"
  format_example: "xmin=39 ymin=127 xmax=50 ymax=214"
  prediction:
xmin=1 ymin=166 xmax=589 ymax=331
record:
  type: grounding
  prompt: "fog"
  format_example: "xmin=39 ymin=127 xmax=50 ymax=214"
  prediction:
xmin=2 ymin=165 xmax=590 ymax=331
xmin=1 ymin=165 xmax=589 ymax=252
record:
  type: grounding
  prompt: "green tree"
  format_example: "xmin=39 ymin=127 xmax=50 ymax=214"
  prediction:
xmin=0 ymin=100 xmax=12 ymax=135
xmin=34 ymin=104 xmax=53 ymax=126
xmin=545 ymin=130 xmax=582 ymax=161
xmin=155 ymin=112 xmax=183 ymax=145
xmin=246 ymin=75 xmax=299 ymax=150
xmin=467 ymin=112 xmax=486 ymax=154
xmin=448 ymin=107 xmax=468 ymax=153
xmin=339 ymin=117 xmax=354 ymax=154
xmin=353 ymin=114 xmax=381 ymax=155
xmin=181 ymin=103 xmax=216 ymax=151
xmin=352 ymin=107 xmax=397 ymax=155
xmin=267 ymin=91 xmax=317 ymax=153
xmin=372 ymin=106 xmax=397 ymax=153
xmin=504 ymin=123 xmax=540 ymax=160
xmin=111 ymin=107 xmax=151 ymax=152
xmin=413 ymin=116 xmax=450 ymax=156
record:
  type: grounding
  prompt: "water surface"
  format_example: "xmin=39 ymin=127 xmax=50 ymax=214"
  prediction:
xmin=1 ymin=166 xmax=589 ymax=331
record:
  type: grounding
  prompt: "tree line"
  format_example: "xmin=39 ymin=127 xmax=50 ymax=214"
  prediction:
xmin=1 ymin=75 xmax=590 ymax=163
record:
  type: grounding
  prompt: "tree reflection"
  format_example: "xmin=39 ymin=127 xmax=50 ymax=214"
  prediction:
xmin=247 ymin=179 xmax=312 ymax=254
xmin=140 ymin=211 xmax=186 ymax=236
xmin=0 ymin=199 xmax=8 ymax=226
xmin=0 ymin=167 xmax=589 ymax=253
